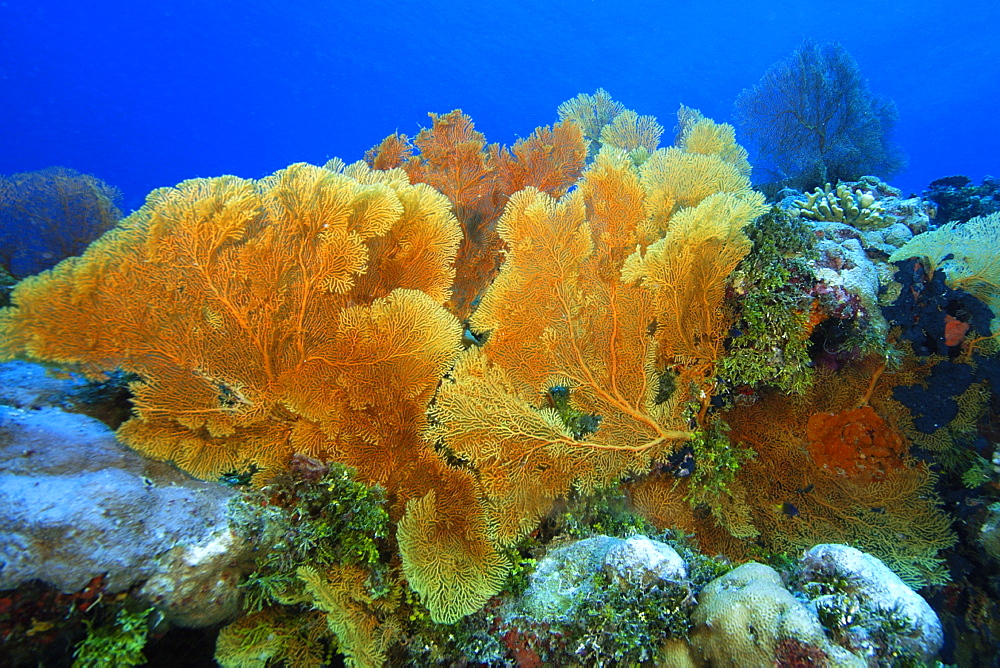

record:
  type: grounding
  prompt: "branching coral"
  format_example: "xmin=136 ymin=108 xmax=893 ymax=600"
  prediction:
xmin=796 ymin=182 xmax=886 ymax=229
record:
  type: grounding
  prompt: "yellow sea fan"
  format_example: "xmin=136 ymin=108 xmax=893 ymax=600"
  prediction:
xmin=298 ymin=565 xmax=394 ymax=668
xmin=557 ymin=88 xmax=626 ymax=154
xmin=639 ymin=147 xmax=756 ymax=232
xmin=622 ymin=191 xmax=766 ymax=368
xmin=599 ymin=109 xmax=663 ymax=156
xmin=397 ymin=489 xmax=509 ymax=624
xmin=680 ymin=118 xmax=751 ymax=177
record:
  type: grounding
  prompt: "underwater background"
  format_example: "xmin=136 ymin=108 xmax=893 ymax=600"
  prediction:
xmin=3 ymin=1 xmax=1000 ymax=667
xmin=2 ymin=0 xmax=999 ymax=209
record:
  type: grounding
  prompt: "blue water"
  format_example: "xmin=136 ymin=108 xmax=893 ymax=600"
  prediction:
xmin=2 ymin=0 xmax=998 ymax=210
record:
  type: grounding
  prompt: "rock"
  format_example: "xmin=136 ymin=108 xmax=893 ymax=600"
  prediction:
xmin=514 ymin=534 xmax=689 ymax=621
xmin=0 ymin=360 xmax=88 ymax=411
xmin=602 ymin=534 xmax=687 ymax=588
xmin=689 ymin=562 xmax=863 ymax=668
xmin=500 ymin=534 xmax=695 ymax=665
xmin=813 ymin=237 xmax=889 ymax=338
xmin=514 ymin=535 xmax=619 ymax=621
xmin=797 ymin=544 xmax=944 ymax=663
xmin=879 ymin=195 xmax=933 ymax=236
xmin=0 ymin=398 xmax=258 ymax=627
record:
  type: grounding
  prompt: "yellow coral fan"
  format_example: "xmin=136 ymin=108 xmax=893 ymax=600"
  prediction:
xmin=298 ymin=565 xmax=398 ymax=668
xmin=557 ymin=88 xmax=627 ymax=156
xmin=676 ymin=106 xmax=751 ymax=177
xmin=599 ymin=109 xmax=663 ymax=158
xmin=622 ymin=191 xmax=766 ymax=373
xmin=365 ymin=111 xmax=586 ymax=322
xmin=0 ymin=162 xmax=463 ymax=482
xmin=397 ymin=488 xmax=509 ymax=624
xmin=639 ymin=147 xmax=760 ymax=232
xmin=215 ymin=608 xmax=329 ymax=668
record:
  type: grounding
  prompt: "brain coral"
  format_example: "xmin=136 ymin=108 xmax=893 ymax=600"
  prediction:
xmin=690 ymin=562 xmax=863 ymax=667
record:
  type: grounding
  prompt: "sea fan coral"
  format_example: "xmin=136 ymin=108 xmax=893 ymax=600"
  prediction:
xmin=0 ymin=162 xmax=463 ymax=485
xmin=734 ymin=40 xmax=905 ymax=191
xmin=430 ymin=109 xmax=765 ymax=551
xmin=0 ymin=166 xmax=122 ymax=278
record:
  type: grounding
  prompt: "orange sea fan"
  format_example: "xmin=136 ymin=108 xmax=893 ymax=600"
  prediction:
xmin=366 ymin=110 xmax=586 ymax=321
xmin=0 ymin=161 xmax=464 ymax=484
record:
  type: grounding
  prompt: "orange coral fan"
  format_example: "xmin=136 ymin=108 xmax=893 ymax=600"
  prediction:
xmin=0 ymin=162 xmax=463 ymax=488
xmin=0 ymin=166 xmax=121 ymax=278
xmin=366 ymin=110 xmax=586 ymax=320
xmin=430 ymin=110 xmax=765 ymax=550
xmin=806 ymin=405 xmax=907 ymax=479
xmin=362 ymin=133 xmax=412 ymax=171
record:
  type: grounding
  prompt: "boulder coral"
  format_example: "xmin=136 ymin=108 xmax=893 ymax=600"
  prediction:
xmin=690 ymin=562 xmax=864 ymax=667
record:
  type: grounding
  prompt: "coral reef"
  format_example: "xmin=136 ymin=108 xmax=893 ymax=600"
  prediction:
xmin=691 ymin=546 xmax=945 ymax=667
xmin=923 ymin=174 xmax=1000 ymax=224
xmin=632 ymin=355 xmax=957 ymax=588
xmin=2 ymin=90 xmax=981 ymax=665
xmin=499 ymin=534 xmax=712 ymax=666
